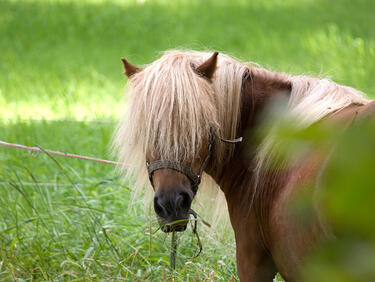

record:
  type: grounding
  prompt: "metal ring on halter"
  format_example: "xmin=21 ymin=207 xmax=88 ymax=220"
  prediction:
xmin=146 ymin=128 xmax=241 ymax=194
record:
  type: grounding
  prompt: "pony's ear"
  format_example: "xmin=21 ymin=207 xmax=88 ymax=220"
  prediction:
xmin=121 ymin=58 xmax=142 ymax=77
xmin=195 ymin=51 xmax=219 ymax=80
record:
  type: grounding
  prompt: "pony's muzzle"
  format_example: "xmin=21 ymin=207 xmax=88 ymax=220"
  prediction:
xmin=153 ymin=187 xmax=193 ymax=233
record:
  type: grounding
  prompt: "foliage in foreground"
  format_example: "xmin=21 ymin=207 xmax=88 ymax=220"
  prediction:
xmin=302 ymin=121 xmax=375 ymax=282
xmin=261 ymin=110 xmax=375 ymax=281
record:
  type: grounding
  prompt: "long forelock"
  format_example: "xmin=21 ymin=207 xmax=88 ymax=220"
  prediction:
xmin=137 ymin=51 xmax=217 ymax=162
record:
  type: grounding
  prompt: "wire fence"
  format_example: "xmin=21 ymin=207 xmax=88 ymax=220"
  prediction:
xmin=0 ymin=140 xmax=120 ymax=165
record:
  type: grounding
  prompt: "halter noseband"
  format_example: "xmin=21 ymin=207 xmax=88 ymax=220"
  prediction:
xmin=146 ymin=129 xmax=242 ymax=194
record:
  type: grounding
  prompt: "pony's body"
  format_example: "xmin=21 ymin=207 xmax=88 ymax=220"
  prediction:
xmin=114 ymin=50 xmax=374 ymax=281
xmin=216 ymin=101 xmax=375 ymax=281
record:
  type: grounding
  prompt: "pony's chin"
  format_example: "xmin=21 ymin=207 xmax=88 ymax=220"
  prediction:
xmin=158 ymin=217 xmax=188 ymax=233
xmin=161 ymin=224 xmax=187 ymax=233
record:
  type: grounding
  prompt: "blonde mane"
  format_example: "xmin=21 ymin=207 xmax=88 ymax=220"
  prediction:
xmin=113 ymin=50 xmax=248 ymax=195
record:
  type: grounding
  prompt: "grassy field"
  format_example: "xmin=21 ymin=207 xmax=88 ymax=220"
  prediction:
xmin=1 ymin=0 xmax=374 ymax=280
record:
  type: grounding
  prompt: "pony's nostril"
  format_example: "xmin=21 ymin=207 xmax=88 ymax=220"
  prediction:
xmin=175 ymin=194 xmax=183 ymax=207
xmin=178 ymin=191 xmax=192 ymax=211
xmin=154 ymin=189 xmax=192 ymax=219
xmin=153 ymin=196 xmax=165 ymax=217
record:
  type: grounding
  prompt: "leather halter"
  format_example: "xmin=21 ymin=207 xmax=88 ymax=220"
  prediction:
xmin=146 ymin=129 xmax=242 ymax=194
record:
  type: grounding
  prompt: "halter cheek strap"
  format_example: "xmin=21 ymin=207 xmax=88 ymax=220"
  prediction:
xmin=146 ymin=130 xmax=240 ymax=194
xmin=146 ymin=141 xmax=213 ymax=195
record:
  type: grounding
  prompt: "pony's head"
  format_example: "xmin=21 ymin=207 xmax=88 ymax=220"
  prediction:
xmin=114 ymin=50 xmax=246 ymax=232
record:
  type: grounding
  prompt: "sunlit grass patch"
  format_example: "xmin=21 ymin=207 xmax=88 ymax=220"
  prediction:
xmin=1 ymin=0 xmax=374 ymax=120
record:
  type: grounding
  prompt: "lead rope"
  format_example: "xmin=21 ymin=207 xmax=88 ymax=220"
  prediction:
xmin=187 ymin=209 xmax=202 ymax=259
xmin=169 ymin=209 xmax=202 ymax=272
xmin=170 ymin=231 xmax=178 ymax=271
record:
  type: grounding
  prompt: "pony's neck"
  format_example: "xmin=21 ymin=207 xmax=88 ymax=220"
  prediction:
xmin=207 ymin=67 xmax=292 ymax=198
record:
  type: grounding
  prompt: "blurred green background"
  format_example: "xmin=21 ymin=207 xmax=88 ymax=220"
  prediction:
xmin=1 ymin=0 xmax=374 ymax=120
xmin=0 ymin=0 xmax=374 ymax=280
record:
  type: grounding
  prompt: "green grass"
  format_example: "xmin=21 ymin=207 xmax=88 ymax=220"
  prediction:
xmin=0 ymin=120 xmax=237 ymax=280
xmin=0 ymin=0 xmax=374 ymax=280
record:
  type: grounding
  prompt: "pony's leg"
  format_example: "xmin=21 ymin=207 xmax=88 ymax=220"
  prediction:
xmin=226 ymin=194 xmax=277 ymax=281
xmin=231 ymin=215 xmax=277 ymax=281
xmin=236 ymin=242 xmax=277 ymax=282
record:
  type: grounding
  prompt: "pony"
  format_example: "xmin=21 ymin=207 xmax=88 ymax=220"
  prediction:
xmin=113 ymin=50 xmax=375 ymax=281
